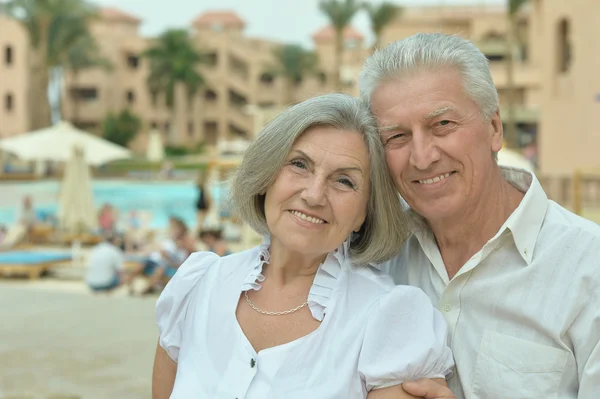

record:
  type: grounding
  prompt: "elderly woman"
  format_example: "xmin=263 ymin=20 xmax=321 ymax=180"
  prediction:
xmin=153 ymin=94 xmax=454 ymax=398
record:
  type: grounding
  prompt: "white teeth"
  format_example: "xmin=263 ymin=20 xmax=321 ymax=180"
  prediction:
xmin=290 ymin=210 xmax=325 ymax=224
xmin=419 ymin=172 xmax=451 ymax=185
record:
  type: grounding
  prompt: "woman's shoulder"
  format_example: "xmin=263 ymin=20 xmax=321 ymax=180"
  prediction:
xmin=343 ymin=262 xmax=397 ymax=295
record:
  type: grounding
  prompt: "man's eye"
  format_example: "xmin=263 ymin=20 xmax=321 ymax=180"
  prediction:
xmin=387 ymin=133 xmax=405 ymax=141
xmin=439 ymin=120 xmax=451 ymax=126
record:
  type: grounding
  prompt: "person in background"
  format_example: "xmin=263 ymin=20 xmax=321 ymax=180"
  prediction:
xmin=135 ymin=217 xmax=195 ymax=295
xmin=17 ymin=196 xmax=37 ymax=240
xmin=198 ymin=229 xmax=230 ymax=256
xmin=195 ymin=172 xmax=211 ymax=230
xmin=85 ymin=233 xmax=125 ymax=292
xmin=98 ymin=203 xmax=117 ymax=234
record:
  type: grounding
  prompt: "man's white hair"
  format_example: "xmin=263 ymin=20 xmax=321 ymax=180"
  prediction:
xmin=359 ymin=33 xmax=499 ymax=121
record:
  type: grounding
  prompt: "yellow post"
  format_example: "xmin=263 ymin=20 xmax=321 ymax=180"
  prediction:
xmin=572 ymin=169 xmax=582 ymax=215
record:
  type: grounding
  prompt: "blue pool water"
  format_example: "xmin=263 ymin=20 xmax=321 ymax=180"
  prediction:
xmin=0 ymin=180 xmax=226 ymax=229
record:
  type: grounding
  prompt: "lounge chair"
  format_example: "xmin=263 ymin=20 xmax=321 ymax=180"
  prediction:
xmin=0 ymin=224 xmax=27 ymax=251
xmin=0 ymin=251 xmax=72 ymax=279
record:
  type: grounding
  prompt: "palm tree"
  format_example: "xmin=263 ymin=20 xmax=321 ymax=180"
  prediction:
xmin=64 ymin=35 xmax=112 ymax=124
xmin=269 ymin=44 xmax=319 ymax=105
xmin=3 ymin=0 xmax=98 ymax=130
xmin=505 ymin=0 xmax=528 ymax=149
xmin=318 ymin=0 xmax=362 ymax=91
xmin=143 ymin=29 xmax=205 ymax=145
xmin=363 ymin=2 xmax=401 ymax=51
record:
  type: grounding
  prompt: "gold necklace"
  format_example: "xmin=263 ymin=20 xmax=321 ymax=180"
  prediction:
xmin=244 ymin=291 xmax=308 ymax=316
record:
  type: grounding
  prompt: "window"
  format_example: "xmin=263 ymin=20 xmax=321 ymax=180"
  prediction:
xmin=5 ymin=93 xmax=14 ymax=111
xmin=204 ymin=121 xmax=218 ymax=146
xmin=486 ymin=54 xmax=505 ymax=62
xmin=318 ymin=72 xmax=327 ymax=85
xmin=126 ymin=90 xmax=135 ymax=104
xmin=293 ymin=76 xmax=303 ymax=86
xmin=228 ymin=90 xmax=247 ymax=108
xmin=557 ymin=18 xmax=572 ymax=73
xmin=126 ymin=53 xmax=139 ymax=69
xmin=150 ymin=121 xmax=158 ymax=129
xmin=4 ymin=46 xmax=13 ymax=66
xmin=76 ymin=121 xmax=99 ymax=131
xmin=164 ymin=122 xmax=170 ymax=133
xmin=205 ymin=89 xmax=217 ymax=101
xmin=205 ymin=52 xmax=218 ymax=67
xmin=259 ymin=73 xmax=274 ymax=85
xmin=188 ymin=121 xmax=194 ymax=137
xmin=70 ymin=87 xmax=98 ymax=101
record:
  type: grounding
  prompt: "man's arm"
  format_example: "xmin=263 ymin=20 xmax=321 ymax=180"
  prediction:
xmin=152 ymin=342 xmax=177 ymax=399
xmin=368 ymin=379 xmax=454 ymax=399
xmin=572 ymin=280 xmax=600 ymax=398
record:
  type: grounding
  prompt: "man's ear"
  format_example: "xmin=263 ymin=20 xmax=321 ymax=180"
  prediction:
xmin=490 ymin=109 xmax=504 ymax=153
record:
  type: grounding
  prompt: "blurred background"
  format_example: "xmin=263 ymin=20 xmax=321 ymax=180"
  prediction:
xmin=0 ymin=0 xmax=598 ymax=398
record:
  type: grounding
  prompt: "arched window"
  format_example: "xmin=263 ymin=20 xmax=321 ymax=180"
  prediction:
xmin=4 ymin=46 xmax=13 ymax=66
xmin=557 ymin=18 xmax=572 ymax=73
xmin=259 ymin=73 xmax=274 ymax=85
xmin=4 ymin=93 xmax=13 ymax=111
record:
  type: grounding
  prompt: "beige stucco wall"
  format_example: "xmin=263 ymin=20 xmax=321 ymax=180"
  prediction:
xmin=537 ymin=0 xmax=600 ymax=175
xmin=0 ymin=14 xmax=29 ymax=137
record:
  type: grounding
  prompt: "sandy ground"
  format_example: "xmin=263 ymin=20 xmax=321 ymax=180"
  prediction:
xmin=0 ymin=279 xmax=158 ymax=399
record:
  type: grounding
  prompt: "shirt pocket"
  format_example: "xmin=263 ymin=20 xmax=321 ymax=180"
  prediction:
xmin=471 ymin=330 xmax=568 ymax=399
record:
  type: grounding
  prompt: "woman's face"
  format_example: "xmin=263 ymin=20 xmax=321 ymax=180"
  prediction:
xmin=264 ymin=125 xmax=370 ymax=258
xmin=169 ymin=220 xmax=183 ymax=237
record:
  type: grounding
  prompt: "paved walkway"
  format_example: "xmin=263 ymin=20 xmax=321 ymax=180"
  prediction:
xmin=0 ymin=281 xmax=157 ymax=399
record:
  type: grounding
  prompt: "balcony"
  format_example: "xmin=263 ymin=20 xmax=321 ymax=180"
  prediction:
xmin=499 ymin=106 xmax=540 ymax=124
xmin=489 ymin=63 xmax=541 ymax=88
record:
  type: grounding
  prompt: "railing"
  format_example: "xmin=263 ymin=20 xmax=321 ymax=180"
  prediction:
xmin=539 ymin=171 xmax=600 ymax=223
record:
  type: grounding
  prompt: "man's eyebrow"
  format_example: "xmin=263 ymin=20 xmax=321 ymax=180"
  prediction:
xmin=378 ymin=124 xmax=405 ymax=133
xmin=424 ymin=106 xmax=455 ymax=120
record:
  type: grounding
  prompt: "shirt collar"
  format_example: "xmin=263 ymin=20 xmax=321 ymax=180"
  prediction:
xmin=500 ymin=166 xmax=548 ymax=264
xmin=407 ymin=166 xmax=547 ymax=266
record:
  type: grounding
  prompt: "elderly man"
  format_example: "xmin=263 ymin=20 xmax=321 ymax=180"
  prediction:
xmin=359 ymin=33 xmax=600 ymax=399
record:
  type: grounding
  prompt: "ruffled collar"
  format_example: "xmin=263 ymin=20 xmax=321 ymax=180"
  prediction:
xmin=239 ymin=235 xmax=350 ymax=322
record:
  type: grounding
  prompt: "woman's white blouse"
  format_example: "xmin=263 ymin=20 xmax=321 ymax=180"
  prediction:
xmin=156 ymin=237 xmax=454 ymax=398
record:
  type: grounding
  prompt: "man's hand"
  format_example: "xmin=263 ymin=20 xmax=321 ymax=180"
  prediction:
xmin=401 ymin=378 xmax=456 ymax=399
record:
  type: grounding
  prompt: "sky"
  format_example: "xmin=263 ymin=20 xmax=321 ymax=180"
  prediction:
xmin=91 ymin=0 xmax=505 ymax=47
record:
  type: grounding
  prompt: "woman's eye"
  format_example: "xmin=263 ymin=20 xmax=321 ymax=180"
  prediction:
xmin=338 ymin=178 xmax=355 ymax=189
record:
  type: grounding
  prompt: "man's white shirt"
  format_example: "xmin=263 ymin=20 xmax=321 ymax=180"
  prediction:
xmin=380 ymin=167 xmax=600 ymax=399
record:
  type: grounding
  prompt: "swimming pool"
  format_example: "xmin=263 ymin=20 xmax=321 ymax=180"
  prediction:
xmin=0 ymin=180 xmax=227 ymax=228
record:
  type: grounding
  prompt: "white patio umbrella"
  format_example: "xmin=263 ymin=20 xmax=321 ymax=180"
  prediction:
xmin=0 ymin=121 xmax=131 ymax=166
xmin=57 ymin=146 xmax=97 ymax=234
xmin=497 ymin=147 xmax=535 ymax=171
xmin=145 ymin=129 xmax=164 ymax=162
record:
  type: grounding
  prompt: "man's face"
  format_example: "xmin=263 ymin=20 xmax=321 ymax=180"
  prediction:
xmin=370 ymin=68 xmax=503 ymax=223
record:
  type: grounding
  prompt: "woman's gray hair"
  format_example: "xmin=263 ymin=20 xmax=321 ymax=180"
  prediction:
xmin=230 ymin=93 xmax=409 ymax=265
xmin=359 ymin=33 xmax=499 ymax=121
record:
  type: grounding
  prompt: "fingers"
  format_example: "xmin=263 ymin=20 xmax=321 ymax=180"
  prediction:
xmin=402 ymin=379 xmax=456 ymax=399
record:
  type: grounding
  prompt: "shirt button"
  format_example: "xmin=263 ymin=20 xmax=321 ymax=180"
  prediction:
xmin=250 ymin=358 xmax=256 ymax=368
xmin=444 ymin=304 xmax=452 ymax=312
